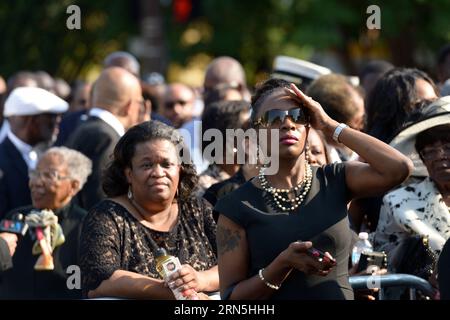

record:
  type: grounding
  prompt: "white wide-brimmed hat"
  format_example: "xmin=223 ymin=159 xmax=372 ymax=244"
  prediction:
xmin=390 ymin=96 xmax=450 ymax=177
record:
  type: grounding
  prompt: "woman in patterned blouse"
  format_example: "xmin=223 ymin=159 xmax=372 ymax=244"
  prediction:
xmin=79 ymin=121 xmax=218 ymax=299
xmin=374 ymin=98 xmax=450 ymax=258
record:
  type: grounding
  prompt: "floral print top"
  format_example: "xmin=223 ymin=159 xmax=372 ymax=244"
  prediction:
xmin=373 ymin=177 xmax=450 ymax=257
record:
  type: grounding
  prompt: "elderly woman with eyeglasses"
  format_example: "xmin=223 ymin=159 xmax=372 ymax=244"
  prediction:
xmin=0 ymin=147 xmax=92 ymax=299
xmin=374 ymin=98 xmax=450 ymax=259
xmin=215 ymin=78 xmax=413 ymax=300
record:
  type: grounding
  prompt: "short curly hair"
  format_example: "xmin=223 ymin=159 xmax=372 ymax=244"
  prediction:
xmin=102 ymin=121 xmax=198 ymax=201
xmin=45 ymin=146 xmax=92 ymax=191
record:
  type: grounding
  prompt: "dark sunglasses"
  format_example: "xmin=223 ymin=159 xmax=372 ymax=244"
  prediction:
xmin=253 ymin=107 xmax=309 ymax=127
xmin=165 ymin=100 xmax=190 ymax=109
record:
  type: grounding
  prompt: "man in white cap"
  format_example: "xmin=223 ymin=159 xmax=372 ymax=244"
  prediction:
xmin=0 ymin=87 xmax=68 ymax=218
xmin=0 ymin=71 xmax=38 ymax=144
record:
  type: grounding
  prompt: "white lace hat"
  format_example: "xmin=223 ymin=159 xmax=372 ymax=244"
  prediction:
xmin=390 ymin=96 xmax=450 ymax=177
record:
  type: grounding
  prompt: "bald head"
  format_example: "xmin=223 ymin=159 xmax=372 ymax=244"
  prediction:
xmin=7 ymin=71 xmax=38 ymax=91
xmin=34 ymin=71 xmax=55 ymax=92
xmin=103 ymin=51 xmax=140 ymax=77
xmin=93 ymin=67 xmax=140 ymax=110
xmin=204 ymin=56 xmax=247 ymax=89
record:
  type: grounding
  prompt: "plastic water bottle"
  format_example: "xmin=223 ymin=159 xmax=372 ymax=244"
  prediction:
xmin=155 ymin=247 xmax=199 ymax=300
xmin=351 ymin=232 xmax=373 ymax=266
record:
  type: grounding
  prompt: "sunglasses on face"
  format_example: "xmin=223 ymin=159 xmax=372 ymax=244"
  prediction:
xmin=253 ymin=107 xmax=309 ymax=127
xmin=165 ymin=100 xmax=190 ymax=110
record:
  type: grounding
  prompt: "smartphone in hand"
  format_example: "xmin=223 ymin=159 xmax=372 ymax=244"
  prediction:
xmin=307 ymin=247 xmax=336 ymax=265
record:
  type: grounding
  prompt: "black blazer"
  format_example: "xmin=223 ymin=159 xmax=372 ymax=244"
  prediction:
xmin=65 ymin=116 xmax=120 ymax=210
xmin=54 ymin=110 xmax=88 ymax=146
xmin=0 ymin=137 xmax=32 ymax=219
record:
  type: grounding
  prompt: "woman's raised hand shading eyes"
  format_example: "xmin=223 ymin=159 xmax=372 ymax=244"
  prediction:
xmin=286 ymin=83 xmax=336 ymax=131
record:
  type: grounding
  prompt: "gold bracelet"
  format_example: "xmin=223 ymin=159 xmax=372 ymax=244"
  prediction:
xmin=258 ymin=268 xmax=281 ymax=290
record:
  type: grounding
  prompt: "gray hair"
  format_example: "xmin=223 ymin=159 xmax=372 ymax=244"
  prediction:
xmin=45 ymin=147 xmax=92 ymax=190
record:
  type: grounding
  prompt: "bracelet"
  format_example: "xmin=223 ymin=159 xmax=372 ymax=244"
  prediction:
xmin=258 ymin=268 xmax=281 ymax=290
xmin=332 ymin=123 xmax=348 ymax=143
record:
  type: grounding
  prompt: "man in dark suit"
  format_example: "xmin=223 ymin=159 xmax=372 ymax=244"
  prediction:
xmin=0 ymin=87 xmax=68 ymax=218
xmin=66 ymin=67 xmax=142 ymax=210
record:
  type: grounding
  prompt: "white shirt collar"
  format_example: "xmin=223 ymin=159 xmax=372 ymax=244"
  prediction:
xmin=0 ymin=120 xmax=10 ymax=144
xmin=89 ymin=107 xmax=125 ymax=137
xmin=7 ymin=129 xmax=38 ymax=170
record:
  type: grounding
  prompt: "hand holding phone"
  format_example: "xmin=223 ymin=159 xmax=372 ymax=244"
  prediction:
xmin=307 ymin=247 xmax=336 ymax=265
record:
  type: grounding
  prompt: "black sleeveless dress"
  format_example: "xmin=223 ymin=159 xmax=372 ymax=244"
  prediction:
xmin=215 ymin=163 xmax=354 ymax=300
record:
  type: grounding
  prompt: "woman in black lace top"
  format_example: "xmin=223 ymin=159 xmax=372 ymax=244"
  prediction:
xmin=80 ymin=121 xmax=218 ymax=299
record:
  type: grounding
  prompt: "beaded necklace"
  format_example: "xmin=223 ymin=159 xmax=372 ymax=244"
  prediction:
xmin=259 ymin=161 xmax=312 ymax=212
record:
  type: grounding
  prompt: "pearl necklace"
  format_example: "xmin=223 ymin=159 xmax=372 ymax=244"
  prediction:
xmin=259 ymin=162 xmax=312 ymax=212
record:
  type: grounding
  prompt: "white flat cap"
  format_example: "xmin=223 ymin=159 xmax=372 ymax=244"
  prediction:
xmin=3 ymin=87 xmax=68 ymax=117
xmin=272 ymin=55 xmax=331 ymax=84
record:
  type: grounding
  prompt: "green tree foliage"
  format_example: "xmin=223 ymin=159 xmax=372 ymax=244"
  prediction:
xmin=0 ymin=0 xmax=137 ymax=81
xmin=1 ymin=1 xmax=448 ymax=84
xmin=164 ymin=0 xmax=450 ymax=84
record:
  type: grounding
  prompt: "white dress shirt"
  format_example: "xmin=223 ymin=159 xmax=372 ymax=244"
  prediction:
xmin=7 ymin=129 xmax=38 ymax=170
xmin=89 ymin=108 xmax=125 ymax=137
xmin=0 ymin=120 xmax=10 ymax=144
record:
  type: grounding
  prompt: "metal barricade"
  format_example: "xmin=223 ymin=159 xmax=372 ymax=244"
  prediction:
xmin=349 ymin=273 xmax=435 ymax=300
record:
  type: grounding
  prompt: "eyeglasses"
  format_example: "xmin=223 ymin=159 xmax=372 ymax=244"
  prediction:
xmin=419 ymin=142 xmax=450 ymax=161
xmin=253 ymin=107 xmax=309 ymax=127
xmin=165 ymin=100 xmax=190 ymax=109
xmin=28 ymin=170 xmax=69 ymax=183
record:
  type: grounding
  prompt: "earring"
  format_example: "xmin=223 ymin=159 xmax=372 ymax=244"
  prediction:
xmin=127 ymin=186 xmax=133 ymax=200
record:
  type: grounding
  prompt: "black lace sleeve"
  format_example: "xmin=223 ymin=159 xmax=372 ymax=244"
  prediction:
xmin=201 ymin=199 xmax=217 ymax=256
xmin=79 ymin=202 xmax=122 ymax=296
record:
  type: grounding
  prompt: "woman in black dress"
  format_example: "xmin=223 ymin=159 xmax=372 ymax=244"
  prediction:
xmin=80 ymin=121 xmax=218 ymax=299
xmin=215 ymin=78 xmax=413 ymax=300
